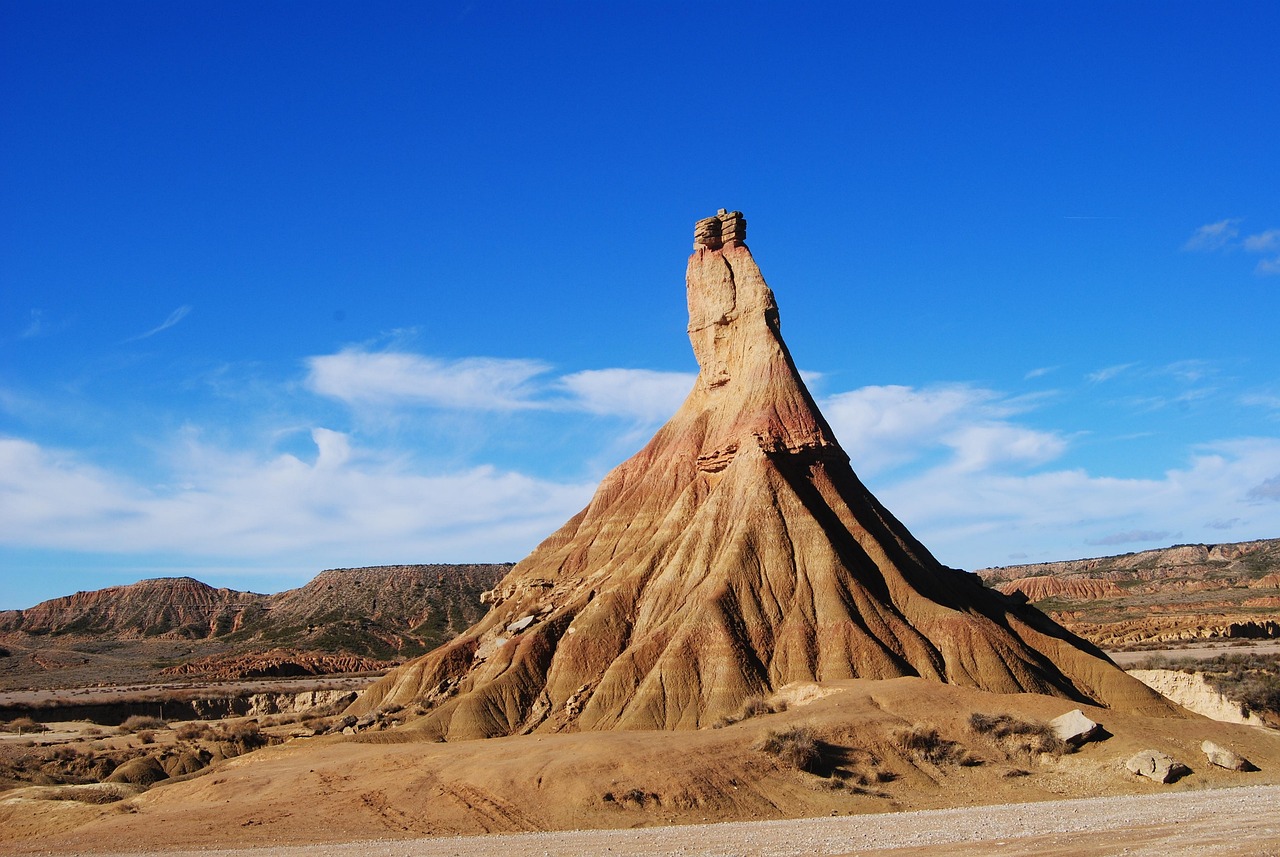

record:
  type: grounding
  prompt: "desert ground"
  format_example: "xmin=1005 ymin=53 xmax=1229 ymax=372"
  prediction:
xmin=49 ymin=785 xmax=1276 ymax=857
xmin=4 ymin=676 xmax=1278 ymax=856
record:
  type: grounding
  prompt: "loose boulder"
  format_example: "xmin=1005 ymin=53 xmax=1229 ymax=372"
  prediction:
xmin=1125 ymin=749 xmax=1188 ymax=783
xmin=1050 ymin=709 xmax=1101 ymax=745
xmin=1201 ymin=739 xmax=1254 ymax=772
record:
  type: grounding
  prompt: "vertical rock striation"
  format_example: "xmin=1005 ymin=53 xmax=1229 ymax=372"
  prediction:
xmin=354 ymin=212 xmax=1176 ymax=738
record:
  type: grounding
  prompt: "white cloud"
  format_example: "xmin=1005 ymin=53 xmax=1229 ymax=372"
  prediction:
xmin=559 ymin=368 xmax=695 ymax=424
xmin=880 ymin=437 xmax=1280 ymax=568
xmin=821 ymin=384 xmax=1061 ymax=477
xmin=1183 ymin=219 xmax=1240 ymax=252
xmin=1257 ymin=257 xmax=1280 ymax=276
xmin=0 ymin=434 xmax=594 ymax=563
xmin=306 ymin=349 xmax=552 ymax=411
xmin=944 ymin=423 xmax=1066 ymax=473
xmin=1024 ymin=366 xmax=1057 ymax=380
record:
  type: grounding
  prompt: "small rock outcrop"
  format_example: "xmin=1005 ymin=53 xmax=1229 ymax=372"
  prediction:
xmin=1049 ymin=708 xmax=1101 ymax=745
xmin=1201 ymin=740 xmax=1254 ymax=772
xmin=1125 ymin=750 xmax=1188 ymax=783
xmin=105 ymin=755 xmax=169 ymax=787
xmin=1128 ymin=669 xmax=1269 ymax=727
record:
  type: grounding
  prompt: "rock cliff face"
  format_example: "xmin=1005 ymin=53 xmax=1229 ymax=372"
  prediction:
xmin=977 ymin=539 xmax=1280 ymax=647
xmin=0 ymin=578 xmax=260 ymax=639
xmin=353 ymin=212 xmax=1174 ymax=737
xmin=0 ymin=565 xmax=510 ymax=686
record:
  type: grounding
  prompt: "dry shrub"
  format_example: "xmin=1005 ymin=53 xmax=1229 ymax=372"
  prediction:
xmin=136 ymin=730 xmax=156 ymax=745
xmin=894 ymin=724 xmax=979 ymax=767
xmin=755 ymin=726 xmax=821 ymax=772
xmin=119 ymin=715 xmax=166 ymax=733
xmin=175 ymin=722 xmax=212 ymax=741
xmin=218 ymin=721 xmax=266 ymax=751
xmin=713 ymin=696 xmax=786 ymax=728
xmin=3 ymin=716 xmax=47 ymax=734
xmin=968 ymin=713 xmax=1067 ymax=757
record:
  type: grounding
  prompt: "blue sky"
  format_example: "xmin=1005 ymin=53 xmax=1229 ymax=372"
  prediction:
xmin=2 ymin=2 xmax=1278 ymax=609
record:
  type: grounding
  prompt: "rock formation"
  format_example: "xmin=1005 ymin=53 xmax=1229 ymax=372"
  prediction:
xmin=976 ymin=539 xmax=1280 ymax=647
xmin=353 ymin=211 xmax=1175 ymax=738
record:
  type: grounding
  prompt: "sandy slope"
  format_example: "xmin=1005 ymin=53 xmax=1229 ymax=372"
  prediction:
xmin=4 ymin=678 xmax=1277 ymax=855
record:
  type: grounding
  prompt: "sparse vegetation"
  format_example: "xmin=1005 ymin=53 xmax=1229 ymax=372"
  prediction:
xmin=712 ymin=695 xmax=787 ymax=729
xmin=1 ymin=716 xmax=48 ymax=734
xmin=968 ymin=712 xmax=1068 ymax=757
xmin=175 ymin=722 xmax=212 ymax=741
xmin=119 ymin=715 xmax=167 ymax=733
xmin=893 ymin=724 xmax=980 ymax=767
xmin=754 ymin=726 xmax=821 ymax=772
xmin=1133 ymin=652 xmax=1280 ymax=722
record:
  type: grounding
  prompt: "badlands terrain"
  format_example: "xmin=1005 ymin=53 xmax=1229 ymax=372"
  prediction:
xmin=979 ymin=538 xmax=1280 ymax=648
xmin=3 ymin=213 xmax=1279 ymax=854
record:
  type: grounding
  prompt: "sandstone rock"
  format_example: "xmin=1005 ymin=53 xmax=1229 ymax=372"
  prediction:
xmin=1125 ymin=750 xmax=1187 ymax=783
xmin=159 ymin=749 xmax=208 ymax=777
xmin=349 ymin=211 xmax=1178 ymax=739
xmin=1049 ymin=709 xmax=1100 ymax=745
xmin=1128 ymin=669 xmax=1269 ymax=727
xmin=1201 ymin=739 xmax=1253 ymax=771
xmin=507 ymin=615 xmax=535 ymax=633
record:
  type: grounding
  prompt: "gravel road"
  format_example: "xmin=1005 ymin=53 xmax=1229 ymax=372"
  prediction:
xmin=78 ymin=784 xmax=1276 ymax=857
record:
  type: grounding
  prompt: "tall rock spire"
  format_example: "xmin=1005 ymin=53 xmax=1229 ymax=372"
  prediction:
xmin=354 ymin=212 xmax=1174 ymax=738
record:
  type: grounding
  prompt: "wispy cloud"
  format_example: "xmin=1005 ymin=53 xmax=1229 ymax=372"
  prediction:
xmin=306 ymin=349 xmax=552 ymax=411
xmin=1248 ymin=475 xmax=1280 ymax=502
xmin=1086 ymin=363 xmax=1136 ymax=383
xmin=558 ymin=368 xmax=695 ymax=423
xmin=126 ymin=305 xmax=192 ymax=342
xmin=1158 ymin=359 xmax=1215 ymax=384
xmin=1183 ymin=219 xmax=1241 ymax=252
xmin=1024 ymin=366 xmax=1057 ymax=380
xmin=306 ymin=346 xmax=697 ymax=425
xmin=20 ymin=309 xmax=44 ymax=339
xmin=1243 ymin=229 xmax=1280 ymax=253
xmin=1085 ymin=529 xmax=1173 ymax=547
xmin=1184 ymin=220 xmax=1280 ymax=275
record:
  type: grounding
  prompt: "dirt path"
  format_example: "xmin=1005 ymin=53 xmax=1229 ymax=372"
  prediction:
xmin=58 ymin=784 xmax=1277 ymax=857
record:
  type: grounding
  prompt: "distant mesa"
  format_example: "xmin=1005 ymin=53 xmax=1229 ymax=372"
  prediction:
xmin=352 ymin=212 xmax=1176 ymax=738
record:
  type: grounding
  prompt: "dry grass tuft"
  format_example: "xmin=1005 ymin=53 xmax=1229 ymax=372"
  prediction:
xmin=754 ymin=726 xmax=821 ymax=772
xmin=713 ymin=696 xmax=787 ymax=729
xmin=968 ymin=712 xmax=1068 ymax=757
xmin=894 ymin=724 xmax=980 ymax=767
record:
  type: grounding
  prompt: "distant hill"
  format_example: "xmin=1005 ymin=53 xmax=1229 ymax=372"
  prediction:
xmin=977 ymin=539 xmax=1280 ymax=648
xmin=0 ymin=564 xmax=511 ymax=688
